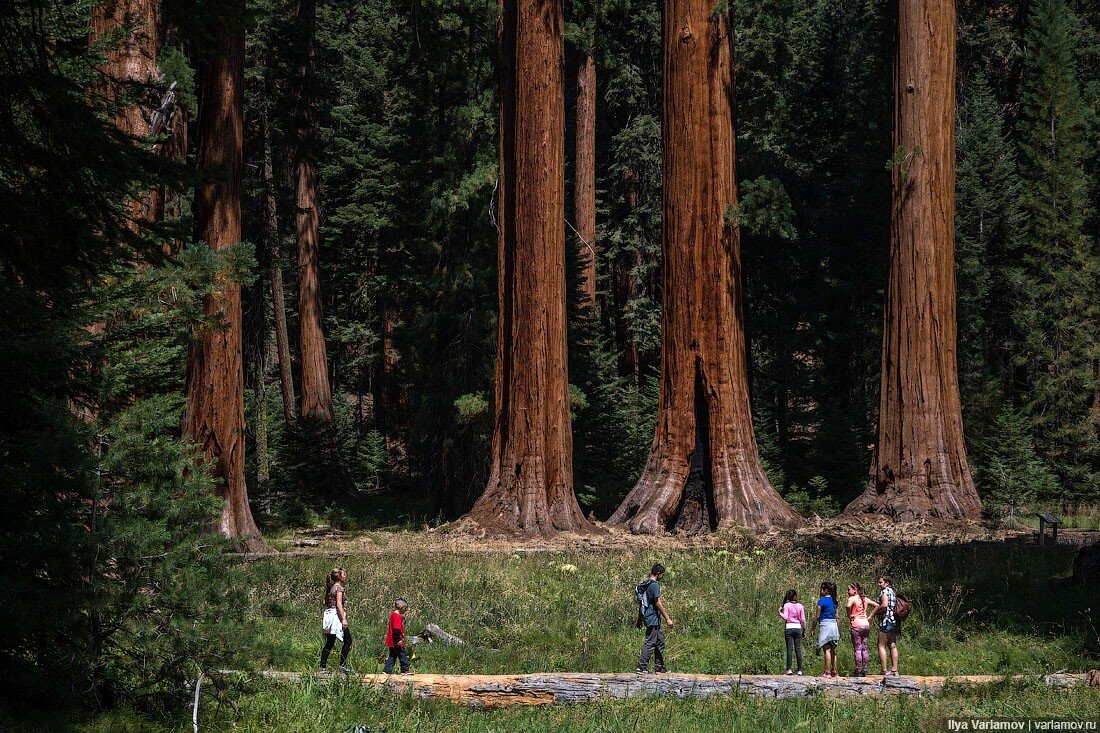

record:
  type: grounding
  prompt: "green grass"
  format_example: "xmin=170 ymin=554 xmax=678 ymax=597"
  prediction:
xmin=9 ymin=540 xmax=1098 ymax=732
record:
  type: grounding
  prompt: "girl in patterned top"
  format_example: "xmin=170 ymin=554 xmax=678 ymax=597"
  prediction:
xmin=873 ymin=575 xmax=900 ymax=676
xmin=319 ymin=567 xmax=354 ymax=675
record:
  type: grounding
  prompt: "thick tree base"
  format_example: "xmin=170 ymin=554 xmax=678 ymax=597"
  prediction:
xmin=610 ymin=469 xmax=803 ymax=535
xmin=241 ymin=670 xmax=1096 ymax=708
xmin=845 ymin=478 xmax=982 ymax=522
xmin=452 ymin=512 xmax=602 ymax=538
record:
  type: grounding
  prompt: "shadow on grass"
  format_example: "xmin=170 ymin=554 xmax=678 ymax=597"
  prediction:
xmin=792 ymin=533 xmax=1100 ymax=660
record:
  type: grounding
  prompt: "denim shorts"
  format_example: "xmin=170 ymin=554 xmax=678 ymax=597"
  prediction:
xmin=879 ymin=619 xmax=900 ymax=634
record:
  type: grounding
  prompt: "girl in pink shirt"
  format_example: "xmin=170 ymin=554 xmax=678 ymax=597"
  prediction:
xmin=778 ymin=589 xmax=806 ymax=675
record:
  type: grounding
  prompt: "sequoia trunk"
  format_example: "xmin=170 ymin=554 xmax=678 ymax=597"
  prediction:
xmin=608 ymin=0 xmax=800 ymax=533
xmin=575 ymin=51 xmax=597 ymax=309
xmin=294 ymin=0 xmax=335 ymax=424
xmin=91 ymin=0 xmax=161 ymax=225
xmin=462 ymin=0 xmax=590 ymax=534
xmin=183 ymin=10 xmax=266 ymax=551
xmin=844 ymin=0 xmax=981 ymax=521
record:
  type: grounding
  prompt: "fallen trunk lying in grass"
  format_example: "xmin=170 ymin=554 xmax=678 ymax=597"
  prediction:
xmin=242 ymin=670 xmax=1097 ymax=708
xmin=408 ymin=624 xmax=467 ymax=647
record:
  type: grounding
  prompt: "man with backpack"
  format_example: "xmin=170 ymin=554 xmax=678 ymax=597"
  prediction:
xmin=635 ymin=563 xmax=675 ymax=674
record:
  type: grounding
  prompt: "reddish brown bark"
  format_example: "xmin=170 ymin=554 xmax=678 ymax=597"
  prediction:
xmin=845 ymin=0 xmax=980 ymax=521
xmin=608 ymin=0 xmax=800 ymax=534
xmin=574 ymin=51 xmax=597 ymax=310
xmin=463 ymin=0 xmax=591 ymax=534
xmin=261 ymin=106 xmax=297 ymax=428
xmin=376 ymin=304 xmax=409 ymax=472
xmin=91 ymin=0 xmax=162 ymax=226
xmin=294 ymin=0 xmax=335 ymax=424
xmin=183 ymin=12 xmax=267 ymax=552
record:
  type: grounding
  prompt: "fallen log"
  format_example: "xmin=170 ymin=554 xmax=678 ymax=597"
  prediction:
xmin=409 ymin=624 xmax=467 ymax=647
xmin=237 ymin=670 xmax=1097 ymax=708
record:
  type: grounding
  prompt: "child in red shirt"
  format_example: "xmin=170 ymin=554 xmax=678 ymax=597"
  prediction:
xmin=383 ymin=599 xmax=412 ymax=674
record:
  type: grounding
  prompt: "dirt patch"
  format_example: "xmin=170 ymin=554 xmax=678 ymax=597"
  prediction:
xmin=255 ymin=516 xmax=1099 ymax=558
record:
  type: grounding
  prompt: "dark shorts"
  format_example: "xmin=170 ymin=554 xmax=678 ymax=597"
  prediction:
xmin=879 ymin=619 xmax=900 ymax=635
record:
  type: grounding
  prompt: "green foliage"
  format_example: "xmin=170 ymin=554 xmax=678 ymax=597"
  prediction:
xmin=1013 ymin=0 xmax=1100 ymax=496
xmin=454 ymin=392 xmax=490 ymax=424
xmin=0 ymin=0 xmax=250 ymax=715
xmin=969 ymin=405 xmax=1059 ymax=507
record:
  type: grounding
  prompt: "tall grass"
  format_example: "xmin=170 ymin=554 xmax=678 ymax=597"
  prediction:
xmin=242 ymin=543 xmax=1096 ymax=677
xmin=10 ymin=542 xmax=1096 ymax=732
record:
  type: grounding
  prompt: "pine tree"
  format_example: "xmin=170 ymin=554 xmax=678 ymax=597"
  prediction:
xmin=1014 ymin=0 xmax=1100 ymax=496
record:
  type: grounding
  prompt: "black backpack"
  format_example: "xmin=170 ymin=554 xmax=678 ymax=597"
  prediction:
xmin=635 ymin=579 xmax=653 ymax=628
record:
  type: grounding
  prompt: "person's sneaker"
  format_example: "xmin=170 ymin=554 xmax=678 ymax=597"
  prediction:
xmin=784 ymin=669 xmax=793 ymax=675
xmin=339 ymin=665 xmax=355 ymax=675
xmin=317 ymin=667 xmax=331 ymax=677
xmin=654 ymin=668 xmax=668 ymax=674
xmin=635 ymin=667 xmax=651 ymax=674
xmin=399 ymin=670 xmax=414 ymax=676
xmin=796 ymin=670 xmax=804 ymax=676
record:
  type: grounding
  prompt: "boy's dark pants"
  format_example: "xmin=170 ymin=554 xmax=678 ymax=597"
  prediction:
xmin=383 ymin=646 xmax=410 ymax=673
xmin=638 ymin=625 xmax=666 ymax=672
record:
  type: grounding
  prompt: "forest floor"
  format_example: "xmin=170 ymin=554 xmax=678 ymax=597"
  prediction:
xmin=262 ymin=515 xmax=1100 ymax=556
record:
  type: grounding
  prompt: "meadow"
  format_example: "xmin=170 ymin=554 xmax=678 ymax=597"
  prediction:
xmin=10 ymin=538 xmax=1100 ymax=732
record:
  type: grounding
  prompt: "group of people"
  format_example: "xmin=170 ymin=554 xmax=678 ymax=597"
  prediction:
xmin=634 ymin=564 xmax=904 ymax=677
xmin=318 ymin=567 xmax=411 ymax=676
xmin=776 ymin=577 xmax=902 ymax=677
xmin=316 ymin=563 xmax=905 ymax=679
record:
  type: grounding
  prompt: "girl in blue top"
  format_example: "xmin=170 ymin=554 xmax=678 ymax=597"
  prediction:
xmin=812 ymin=581 xmax=841 ymax=678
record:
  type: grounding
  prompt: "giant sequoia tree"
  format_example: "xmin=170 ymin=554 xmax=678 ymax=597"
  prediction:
xmin=183 ymin=8 xmax=266 ymax=550
xmin=463 ymin=0 xmax=590 ymax=534
xmin=845 ymin=0 xmax=981 ymax=520
xmin=608 ymin=0 xmax=799 ymax=533
xmin=294 ymin=0 xmax=335 ymax=424
xmin=91 ymin=0 xmax=161 ymax=225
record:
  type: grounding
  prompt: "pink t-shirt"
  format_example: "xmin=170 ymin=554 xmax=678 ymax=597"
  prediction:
xmin=781 ymin=602 xmax=806 ymax=627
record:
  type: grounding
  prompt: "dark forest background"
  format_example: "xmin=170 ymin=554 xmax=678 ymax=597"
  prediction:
xmin=242 ymin=0 xmax=1100 ymax=523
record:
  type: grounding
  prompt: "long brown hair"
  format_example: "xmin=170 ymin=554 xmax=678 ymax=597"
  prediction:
xmin=323 ymin=567 xmax=345 ymax=606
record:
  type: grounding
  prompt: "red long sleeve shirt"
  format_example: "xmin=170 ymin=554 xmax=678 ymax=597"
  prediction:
xmin=384 ymin=610 xmax=405 ymax=648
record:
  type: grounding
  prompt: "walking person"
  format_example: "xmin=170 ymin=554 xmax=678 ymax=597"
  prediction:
xmin=846 ymin=583 xmax=878 ymax=677
xmin=635 ymin=563 xmax=675 ymax=674
xmin=813 ymin=581 xmax=841 ymax=678
xmin=778 ymin=589 xmax=806 ymax=675
xmin=319 ymin=567 xmax=354 ymax=675
xmin=873 ymin=575 xmax=901 ymax=676
xmin=383 ymin=598 xmax=412 ymax=674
